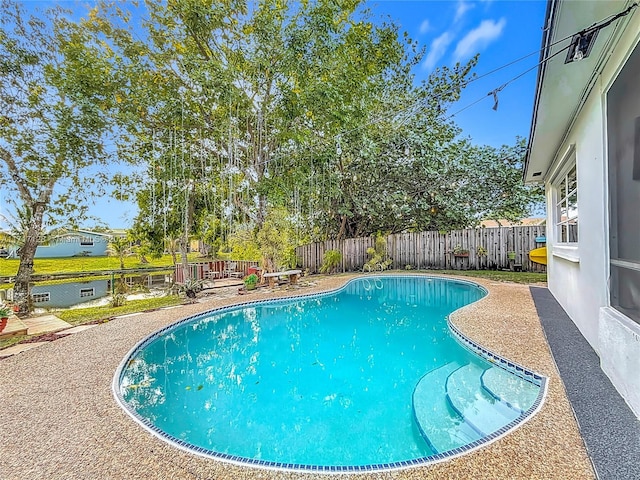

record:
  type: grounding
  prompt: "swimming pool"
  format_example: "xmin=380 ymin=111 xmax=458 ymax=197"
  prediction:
xmin=114 ymin=276 xmax=546 ymax=472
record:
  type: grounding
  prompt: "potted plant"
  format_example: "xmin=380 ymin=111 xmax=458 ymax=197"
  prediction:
xmin=243 ymin=273 xmax=259 ymax=291
xmin=0 ymin=304 xmax=11 ymax=333
xmin=452 ymin=245 xmax=469 ymax=257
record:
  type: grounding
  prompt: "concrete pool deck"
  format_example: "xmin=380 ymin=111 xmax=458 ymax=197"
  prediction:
xmin=0 ymin=274 xmax=597 ymax=479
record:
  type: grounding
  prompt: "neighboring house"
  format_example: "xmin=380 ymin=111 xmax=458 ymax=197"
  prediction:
xmin=31 ymin=279 xmax=110 ymax=308
xmin=35 ymin=230 xmax=115 ymax=258
xmin=526 ymin=1 xmax=640 ymax=417
xmin=479 ymin=218 xmax=546 ymax=228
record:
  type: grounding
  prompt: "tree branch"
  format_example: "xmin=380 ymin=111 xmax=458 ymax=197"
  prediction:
xmin=0 ymin=146 xmax=34 ymax=205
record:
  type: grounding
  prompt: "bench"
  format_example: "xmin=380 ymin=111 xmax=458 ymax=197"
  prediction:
xmin=262 ymin=269 xmax=302 ymax=288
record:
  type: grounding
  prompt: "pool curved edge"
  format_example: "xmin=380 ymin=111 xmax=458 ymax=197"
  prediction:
xmin=112 ymin=274 xmax=548 ymax=474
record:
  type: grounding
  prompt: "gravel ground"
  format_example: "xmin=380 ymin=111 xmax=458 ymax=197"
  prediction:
xmin=0 ymin=273 xmax=594 ymax=479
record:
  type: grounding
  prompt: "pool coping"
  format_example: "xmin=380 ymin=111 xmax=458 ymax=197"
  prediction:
xmin=112 ymin=274 xmax=548 ymax=474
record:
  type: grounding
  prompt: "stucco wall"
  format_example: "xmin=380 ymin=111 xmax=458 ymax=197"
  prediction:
xmin=545 ymin=17 xmax=640 ymax=418
xmin=546 ymin=87 xmax=608 ymax=349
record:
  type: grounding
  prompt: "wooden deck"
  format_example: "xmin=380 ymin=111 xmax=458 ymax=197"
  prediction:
xmin=0 ymin=315 xmax=28 ymax=338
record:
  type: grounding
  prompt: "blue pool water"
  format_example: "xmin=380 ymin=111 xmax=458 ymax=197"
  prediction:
xmin=116 ymin=276 xmax=543 ymax=470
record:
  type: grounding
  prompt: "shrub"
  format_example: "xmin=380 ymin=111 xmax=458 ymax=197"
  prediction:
xmin=363 ymin=233 xmax=393 ymax=272
xmin=319 ymin=250 xmax=342 ymax=274
xmin=243 ymin=273 xmax=259 ymax=290
xmin=110 ymin=294 xmax=127 ymax=307
xmin=181 ymin=278 xmax=204 ymax=299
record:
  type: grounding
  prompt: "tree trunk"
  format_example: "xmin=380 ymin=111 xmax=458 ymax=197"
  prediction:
xmin=179 ymin=239 xmax=190 ymax=282
xmin=13 ymin=202 xmax=47 ymax=316
xmin=337 ymin=214 xmax=348 ymax=241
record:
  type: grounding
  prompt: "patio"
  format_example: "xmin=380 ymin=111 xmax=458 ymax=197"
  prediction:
xmin=0 ymin=274 xmax=611 ymax=479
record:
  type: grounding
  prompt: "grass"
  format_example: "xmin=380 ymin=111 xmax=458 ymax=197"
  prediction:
xmin=56 ymin=295 xmax=183 ymax=325
xmin=0 ymin=295 xmax=183 ymax=350
xmin=0 ymin=253 xmax=200 ymax=277
xmin=0 ymin=333 xmax=29 ymax=351
xmin=419 ymin=269 xmax=547 ymax=284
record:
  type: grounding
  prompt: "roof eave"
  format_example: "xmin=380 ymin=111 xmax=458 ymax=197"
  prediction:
xmin=524 ymin=0 xmax=558 ymax=184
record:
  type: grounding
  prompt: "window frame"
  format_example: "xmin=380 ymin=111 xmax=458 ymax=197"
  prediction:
xmin=79 ymin=288 xmax=95 ymax=298
xmin=550 ymin=146 xmax=580 ymax=262
xmin=79 ymin=236 xmax=94 ymax=246
xmin=32 ymin=292 xmax=51 ymax=303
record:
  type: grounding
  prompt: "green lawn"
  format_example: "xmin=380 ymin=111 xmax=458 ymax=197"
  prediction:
xmin=56 ymin=295 xmax=183 ymax=325
xmin=421 ymin=269 xmax=547 ymax=284
xmin=0 ymin=253 xmax=200 ymax=277
xmin=0 ymin=295 xmax=184 ymax=350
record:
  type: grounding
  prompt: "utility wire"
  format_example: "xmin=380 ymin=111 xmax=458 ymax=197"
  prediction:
xmin=447 ymin=40 xmax=572 ymax=120
xmin=448 ymin=2 xmax=638 ymax=121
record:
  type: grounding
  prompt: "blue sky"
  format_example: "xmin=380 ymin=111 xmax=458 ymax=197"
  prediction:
xmin=373 ymin=0 xmax=547 ymax=147
xmin=10 ymin=0 xmax=548 ymax=229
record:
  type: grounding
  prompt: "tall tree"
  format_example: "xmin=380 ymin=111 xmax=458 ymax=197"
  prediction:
xmin=0 ymin=1 xmax=117 ymax=313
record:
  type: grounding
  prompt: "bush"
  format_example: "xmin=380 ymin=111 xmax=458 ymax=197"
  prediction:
xmin=319 ymin=250 xmax=342 ymax=274
xmin=181 ymin=278 xmax=204 ymax=299
xmin=243 ymin=273 xmax=259 ymax=290
xmin=363 ymin=233 xmax=392 ymax=272
xmin=110 ymin=293 xmax=127 ymax=307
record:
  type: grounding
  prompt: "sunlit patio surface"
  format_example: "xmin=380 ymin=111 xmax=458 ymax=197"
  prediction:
xmin=0 ymin=274 xmax=594 ymax=479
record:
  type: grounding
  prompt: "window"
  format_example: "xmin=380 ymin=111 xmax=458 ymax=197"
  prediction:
xmin=80 ymin=237 xmax=94 ymax=246
xmin=554 ymin=164 xmax=578 ymax=243
xmin=607 ymin=41 xmax=640 ymax=325
xmin=79 ymin=288 xmax=95 ymax=298
xmin=32 ymin=292 xmax=50 ymax=303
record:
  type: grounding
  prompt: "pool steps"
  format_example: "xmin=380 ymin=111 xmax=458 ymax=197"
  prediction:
xmin=412 ymin=363 xmax=482 ymax=453
xmin=480 ymin=366 xmax=540 ymax=414
xmin=413 ymin=362 xmax=536 ymax=454
xmin=445 ymin=364 xmax=520 ymax=437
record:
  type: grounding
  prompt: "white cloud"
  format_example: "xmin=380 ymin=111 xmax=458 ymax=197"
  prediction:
xmin=454 ymin=1 xmax=474 ymax=23
xmin=419 ymin=19 xmax=431 ymax=34
xmin=423 ymin=31 xmax=454 ymax=71
xmin=453 ymin=18 xmax=506 ymax=62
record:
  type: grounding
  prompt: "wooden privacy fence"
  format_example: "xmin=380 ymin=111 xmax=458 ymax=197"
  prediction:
xmin=296 ymin=226 xmax=547 ymax=273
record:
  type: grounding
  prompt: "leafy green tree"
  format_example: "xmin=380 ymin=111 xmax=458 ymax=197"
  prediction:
xmin=0 ymin=2 xmax=118 ymax=313
xmin=256 ymin=207 xmax=297 ymax=273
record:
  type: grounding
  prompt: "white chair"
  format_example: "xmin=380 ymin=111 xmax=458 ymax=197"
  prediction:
xmin=223 ymin=261 xmax=243 ymax=278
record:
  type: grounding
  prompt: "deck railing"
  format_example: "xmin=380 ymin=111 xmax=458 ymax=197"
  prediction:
xmin=174 ymin=260 xmax=260 ymax=283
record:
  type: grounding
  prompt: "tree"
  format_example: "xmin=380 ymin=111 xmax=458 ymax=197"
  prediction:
xmin=106 ymin=236 xmax=132 ymax=271
xmin=106 ymin=235 xmax=133 ymax=292
xmin=256 ymin=207 xmax=297 ymax=273
xmin=83 ymin=0 xmax=419 ymax=254
xmin=0 ymin=1 xmax=118 ymax=313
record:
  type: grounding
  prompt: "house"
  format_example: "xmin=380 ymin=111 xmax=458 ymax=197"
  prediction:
xmin=479 ymin=217 xmax=546 ymax=228
xmin=31 ymin=279 xmax=110 ymax=308
xmin=35 ymin=229 xmax=116 ymax=258
xmin=525 ymin=1 xmax=640 ymax=417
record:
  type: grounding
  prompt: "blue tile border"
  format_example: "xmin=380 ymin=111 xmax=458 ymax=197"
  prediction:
xmin=112 ymin=274 xmax=548 ymax=473
xmin=447 ymin=319 xmax=545 ymax=387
